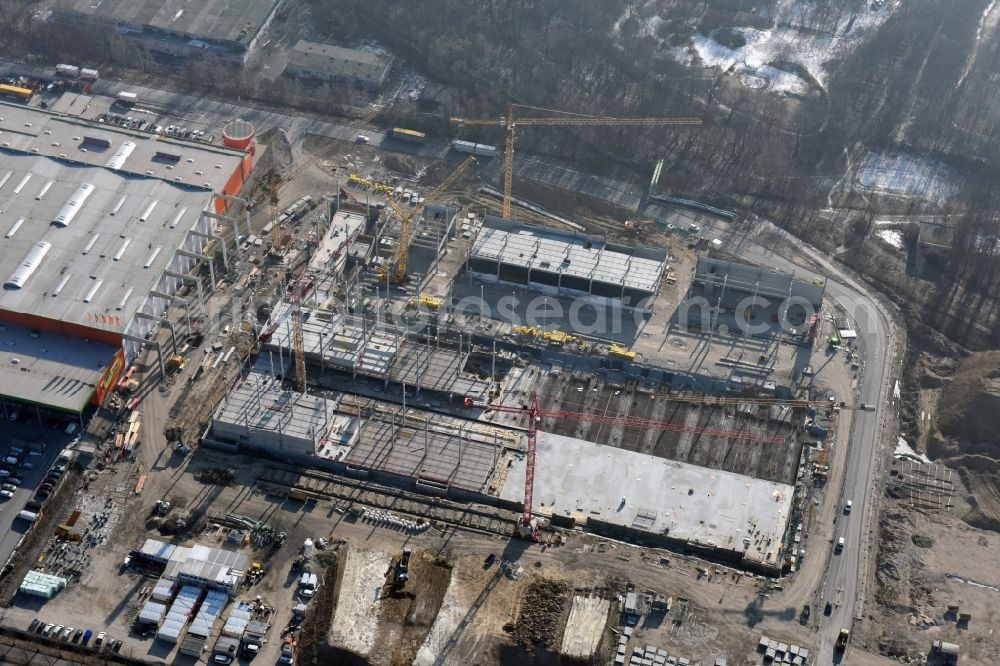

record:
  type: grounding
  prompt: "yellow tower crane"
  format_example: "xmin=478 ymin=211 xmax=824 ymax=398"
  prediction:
xmin=378 ymin=154 xmax=478 ymax=284
xmin=451 ymin=104 xmax=702 ymax=219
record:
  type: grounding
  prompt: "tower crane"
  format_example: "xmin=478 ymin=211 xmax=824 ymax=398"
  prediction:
xmin=451 ymin=104 xmax=702 ymax=219
xmin=463 ymin=393 xmax=786 ymax=540
xmin=376 ymin=154 xmax=478 ymax=284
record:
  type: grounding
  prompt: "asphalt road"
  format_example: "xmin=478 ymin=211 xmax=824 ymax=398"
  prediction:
xmin=720 ymin=220 xmax=897 ymax=663
xmin=1 ymin=58 xmax=452 ymax=166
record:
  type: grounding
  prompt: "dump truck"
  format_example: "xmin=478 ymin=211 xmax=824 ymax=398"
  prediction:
xmin=835 ymin=628 xmax=850 ymax=651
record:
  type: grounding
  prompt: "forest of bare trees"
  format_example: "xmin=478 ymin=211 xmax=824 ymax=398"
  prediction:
xmin=0 ymin=0 xmax=997 ymax=346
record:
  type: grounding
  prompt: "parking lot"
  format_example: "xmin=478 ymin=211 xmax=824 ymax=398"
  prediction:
xmin=0 ymin=415 xmax=79 ymax=582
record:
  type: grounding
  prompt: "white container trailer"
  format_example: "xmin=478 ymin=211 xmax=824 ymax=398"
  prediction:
xmin=117 ymin=91 xmax=139 ymax=105
xmin=56 ymin=64 xmax=80 ymax=77
xmin=451 ymin=139 xmax=497 ymax=158
xmin=79 ymin=68 xmax=99 ymax=81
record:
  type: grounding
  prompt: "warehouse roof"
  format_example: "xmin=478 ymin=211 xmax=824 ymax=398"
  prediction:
xmin=287 ymin=40 xmax=392 ymax=83
xmin=0 ymin=102 xmax=246 ymax=189
xmin=471 ymin=217 xmax=666 ymax=294
xmin=0 ymin=320 xmax=118 ymax=413
xmin=499 ymin=431 xmax=794 ymax=570
xmin=54 ymin=0 xmax=282 ymax=47
xmin=0 ymin=150 xmax=214 ymax=333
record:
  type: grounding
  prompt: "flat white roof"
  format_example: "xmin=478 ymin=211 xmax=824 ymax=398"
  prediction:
xmin=499 ymin=431 xmax=794 ymax=569
xmin=471 ymin=219 xmax=665 ymax=294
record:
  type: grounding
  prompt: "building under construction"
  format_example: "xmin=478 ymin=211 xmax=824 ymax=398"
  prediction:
xmin=469 ymin=217 xmax=668 ymax=309
xmin=206 ymin=370 xmax=795 ymax=572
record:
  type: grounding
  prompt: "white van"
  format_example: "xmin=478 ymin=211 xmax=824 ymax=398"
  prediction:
xmin=835 ymin=537 xmax=845 ymax=553
xmin=844 ymin=500 xmax=853 ymax=514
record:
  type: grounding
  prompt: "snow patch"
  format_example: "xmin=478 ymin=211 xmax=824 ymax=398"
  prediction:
xmin=662 ymin=0 xmax=903 ymax=95
xmin=894 ymin=436 xmax=930 ymax=463
xmin=876 ymin=229 xmax=905 ymax=251
xmin=688 ymin=29 xmax=811 ymax=96
xmin=856 ymin=152 xmax=959 ymax=202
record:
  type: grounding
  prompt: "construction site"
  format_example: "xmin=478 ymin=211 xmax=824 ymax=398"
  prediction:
xmin=0 ymin=83 xmax=857 ymax=666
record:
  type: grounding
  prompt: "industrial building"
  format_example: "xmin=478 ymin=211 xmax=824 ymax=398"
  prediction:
xmin=498 ymin=431 xmax=794 ymax=572
xmin=690 ymin=257 xmax=826 ymax=311
xmin=284 ymin=40 xmax=394 ymax=90
xmin=206 ymin=373 xmax=516 ymax=496
xmin=261 ymin=306 xmax=493 ymax=400
xmin=135 ymin=539 xmax=249 ymax=596
xmin=469 ymin=217 xmax=668 ymax=308
xmin=206 ymin=373 xmax=794 ymax=572
xmin=52 ymin=0 xmax=286 ymax=64
xmin=0 ymin=102 xmax=253 ymax=416
xmin=210 ymin=374 xmax=355 ymax=458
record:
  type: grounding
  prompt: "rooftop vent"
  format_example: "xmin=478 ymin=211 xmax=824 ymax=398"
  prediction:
xmin=4 ymin=241 xmax=52 ymax=290
xmin=51 ymin=182 xmax=94 ymax=227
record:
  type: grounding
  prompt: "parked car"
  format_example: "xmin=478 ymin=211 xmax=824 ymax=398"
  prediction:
xmin=28 ymin=618 xmax=39 ymax=632
xmin=72 ymin=629 xmax=82 ymax=643
xmin=0 ymin=490 xmax=13 ymax=500
xmin=7 ymin=477 xmax=21 ymax=486
xmin=82 ymin=629 xmax=92 ymax=645
xmin=43 ymin=624 xmax=54 ymax=636
xmin=94 ymin=631 xmax=106 ymax=647
xmin=277 ymin=656 xmax=294 ymax=665
xmin=19 ymin=461 xmax=34 ymax=469
xmin=61 ymin=626 xmax=73 ymax=640
xmin=112 ymin=639 xmax=123 ymax=652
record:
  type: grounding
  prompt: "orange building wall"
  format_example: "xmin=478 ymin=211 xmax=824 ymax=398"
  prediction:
xmin=214 ymin=152 xmax=254 ymax=215
xmin=0 ymin=309 xmax=122 ymax=346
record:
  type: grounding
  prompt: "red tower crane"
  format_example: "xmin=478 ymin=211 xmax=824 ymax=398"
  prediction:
xmin=464 ymin=393 xmax=788 ymax=539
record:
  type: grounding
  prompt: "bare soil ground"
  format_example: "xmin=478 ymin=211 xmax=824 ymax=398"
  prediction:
xmin=865 ymin=472 xmax=1000 ymax=665
xmin=370 ymin=550 xmax=452 ymax=666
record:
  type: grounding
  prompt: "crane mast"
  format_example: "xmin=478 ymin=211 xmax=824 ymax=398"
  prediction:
xmin=451 ymin=104 xmax=701 ymax=219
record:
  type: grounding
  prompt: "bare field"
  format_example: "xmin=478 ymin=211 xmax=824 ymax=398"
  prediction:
xmin=866 ymin=472 xmax=1000 ymax=665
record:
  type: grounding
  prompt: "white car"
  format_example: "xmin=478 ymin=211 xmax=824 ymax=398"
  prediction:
xmin=2 ymin=483 xmax=16 ymax=492
xmin=0 ymin=490 xmax=12 ymax=500
xmin=94 ymin=632 xmax=106 ymax=647
xmin=356 ymin=134 xmax=369 ymax=144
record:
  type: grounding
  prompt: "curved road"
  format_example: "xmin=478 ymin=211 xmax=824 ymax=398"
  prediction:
xmin=719 ymin=219 xmax=898 ymax=663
